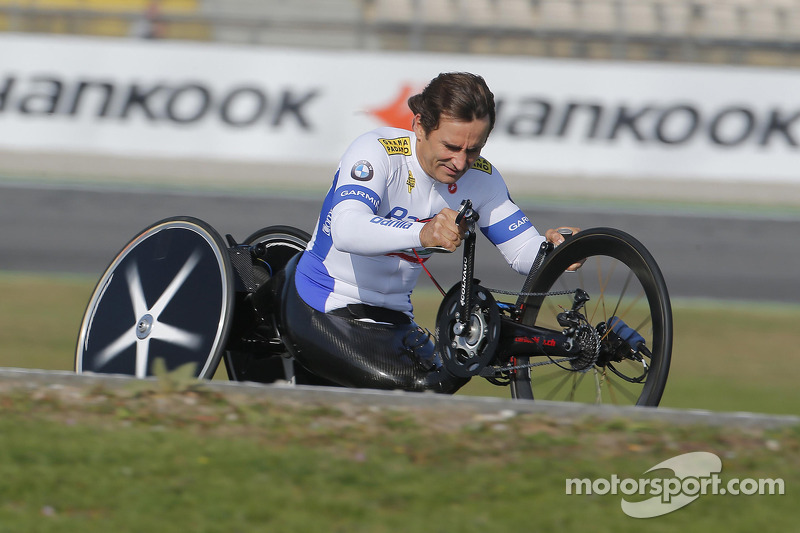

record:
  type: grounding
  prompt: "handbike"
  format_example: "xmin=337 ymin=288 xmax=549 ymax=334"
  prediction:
xmin=75 ymin=201 xmax=672 ymax=406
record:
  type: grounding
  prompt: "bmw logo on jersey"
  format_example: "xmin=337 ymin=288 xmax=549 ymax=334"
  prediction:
xmin=351 ymin=160 xmax=374 ymax=181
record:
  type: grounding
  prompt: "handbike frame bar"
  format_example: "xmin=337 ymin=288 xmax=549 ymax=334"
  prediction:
xmin=496 ymin=316 xmax=580 ymax=360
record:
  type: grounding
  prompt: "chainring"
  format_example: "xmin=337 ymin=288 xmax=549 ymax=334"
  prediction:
xmin=435 ymin=283 xmax=501 ymax=378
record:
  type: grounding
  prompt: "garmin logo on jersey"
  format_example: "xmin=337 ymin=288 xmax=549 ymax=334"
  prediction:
xmin=378 ymin=136 xmax=412 ymax=156
xmin=338 ymin=187 xmax=380 ymax=210
xmin=509 ymin=216 xmax=530 ymax=231
xmin=482 ymin=209 xmax=532 ymax=244
xmin=370 ymin=216 xmax=414 ymax=230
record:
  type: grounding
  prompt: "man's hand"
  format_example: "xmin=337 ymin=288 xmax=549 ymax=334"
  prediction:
xmin=419 ymin=208 xmax=467 ymax=251
xmin=544 ymin=226 xmax=581 ymax=246
xmin=545 ymin=226 xmax=583 ymax=271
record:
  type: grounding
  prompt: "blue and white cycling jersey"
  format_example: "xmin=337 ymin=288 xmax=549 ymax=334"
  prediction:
xmin=294 ymin=126 xmax=546 ymax=317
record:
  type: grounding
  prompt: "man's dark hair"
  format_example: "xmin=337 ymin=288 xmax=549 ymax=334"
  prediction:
xmin=408 ymin=72 xmax=496 ymax=136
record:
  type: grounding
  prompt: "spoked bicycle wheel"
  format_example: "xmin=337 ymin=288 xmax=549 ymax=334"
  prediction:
xmin=223 ymin=225 xmax=310 ymax=383
xmin=75 ymin=217 xmax=234 ymax=379
xmin=510 ymin=228 xmax=672 ymax=406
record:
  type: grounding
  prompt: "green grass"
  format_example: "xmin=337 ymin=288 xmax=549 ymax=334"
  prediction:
xmin=0 ymin=272 xmax=798 ymax=531
xmin=0 ymin=382 xmax=797 ymax=532
xmin=2 ymin=272 xmax=800 ymax=415
xmin=0 ymin=273 xmax=93 ymax=373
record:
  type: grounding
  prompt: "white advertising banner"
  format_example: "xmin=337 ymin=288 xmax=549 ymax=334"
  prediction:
xmin=1 ymin=33 xmax=800 ymax=183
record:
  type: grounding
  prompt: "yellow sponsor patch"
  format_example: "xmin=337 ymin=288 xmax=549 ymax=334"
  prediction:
xmin=471 ymin=157 xmax=492 ymax=174
xmin=378 ymin=136 xmax=412 ymax=156
xmin=407 ymin=170 xmax=415 ymax=193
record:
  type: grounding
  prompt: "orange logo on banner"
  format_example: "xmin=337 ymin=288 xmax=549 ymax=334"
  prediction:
xmin=368 ymin=84 xmax=417 ymax=129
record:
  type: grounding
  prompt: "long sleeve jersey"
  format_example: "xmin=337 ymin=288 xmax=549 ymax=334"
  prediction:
xmin=294 ymin=127 xmax=546 ymax=317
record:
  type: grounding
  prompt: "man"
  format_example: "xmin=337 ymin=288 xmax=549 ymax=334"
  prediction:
xmin=281 ymin=72 xmax=577 ymax=393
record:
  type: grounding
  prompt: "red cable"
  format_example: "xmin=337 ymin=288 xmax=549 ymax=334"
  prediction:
xmin=412 ymin=248 xmax=447 ymax=297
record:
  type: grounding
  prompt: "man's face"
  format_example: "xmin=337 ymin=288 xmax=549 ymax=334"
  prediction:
xmin=412 ymin=114 xmax=491 ymax=184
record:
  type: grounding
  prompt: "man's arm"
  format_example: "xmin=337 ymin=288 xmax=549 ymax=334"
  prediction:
xmin=327 ymin=131 xmax=426 ymax=256
xmin=330 ymin=203 xmax=425 ymax=255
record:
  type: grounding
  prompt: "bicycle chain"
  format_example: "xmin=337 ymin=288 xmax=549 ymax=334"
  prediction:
xmin=483 ymin=287 xmax=578 ymax=297
xmin=499 ymin=357 xmax=576 ymax=372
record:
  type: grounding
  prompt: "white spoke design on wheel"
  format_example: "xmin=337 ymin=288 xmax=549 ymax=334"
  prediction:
xmin=150 ymin=250 xmax=201 ymax=318
xmin=95 ymin=326 xmax=137 ymax=367
xmin=135 ymin=337 xmax=150 ymax=378
xmin=93 ymin=249 xmax=204 ymax=375
xmin=127 ymin=263 xmax=148 ymax=319
xmin=151 ymin=322 xmax=202 ymax=350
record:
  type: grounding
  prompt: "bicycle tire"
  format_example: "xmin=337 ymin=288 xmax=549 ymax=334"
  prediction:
xmin=223 ymin=225 xmax=310 ymax=383
xmin=243 ymin=225 xmax=310 ymax=273
xmin=510 ymin=228 xmax=672 ymax=406
xmin=75 ymin=216 xmax=234 ymax=379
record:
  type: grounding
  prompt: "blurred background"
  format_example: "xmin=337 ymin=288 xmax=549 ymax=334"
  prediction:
xmin=3 ymin=0 xmax=800 ymax=193
xmin=2 ymin=0 xmax=800 ymax=63
xmin=1 ymin=0 xmax=799 ymax=413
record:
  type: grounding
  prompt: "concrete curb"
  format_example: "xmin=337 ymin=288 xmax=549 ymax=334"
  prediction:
xmin=2 ymin=367 xmax=797 ymax=430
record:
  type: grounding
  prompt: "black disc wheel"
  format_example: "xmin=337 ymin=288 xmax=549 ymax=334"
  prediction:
xmin=510 ymin=228 xmax=672 ymax=406
xmin=75 ymin=217 xmax=234 ymax=379
xmin=244 ymin=225 xmax=310 ymax=278
xmin=223 ymin=225 xmax=310 ymax=383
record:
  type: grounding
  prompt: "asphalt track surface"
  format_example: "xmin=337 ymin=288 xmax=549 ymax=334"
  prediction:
xmin=2 ymin=181 xmax=799 ymax=304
